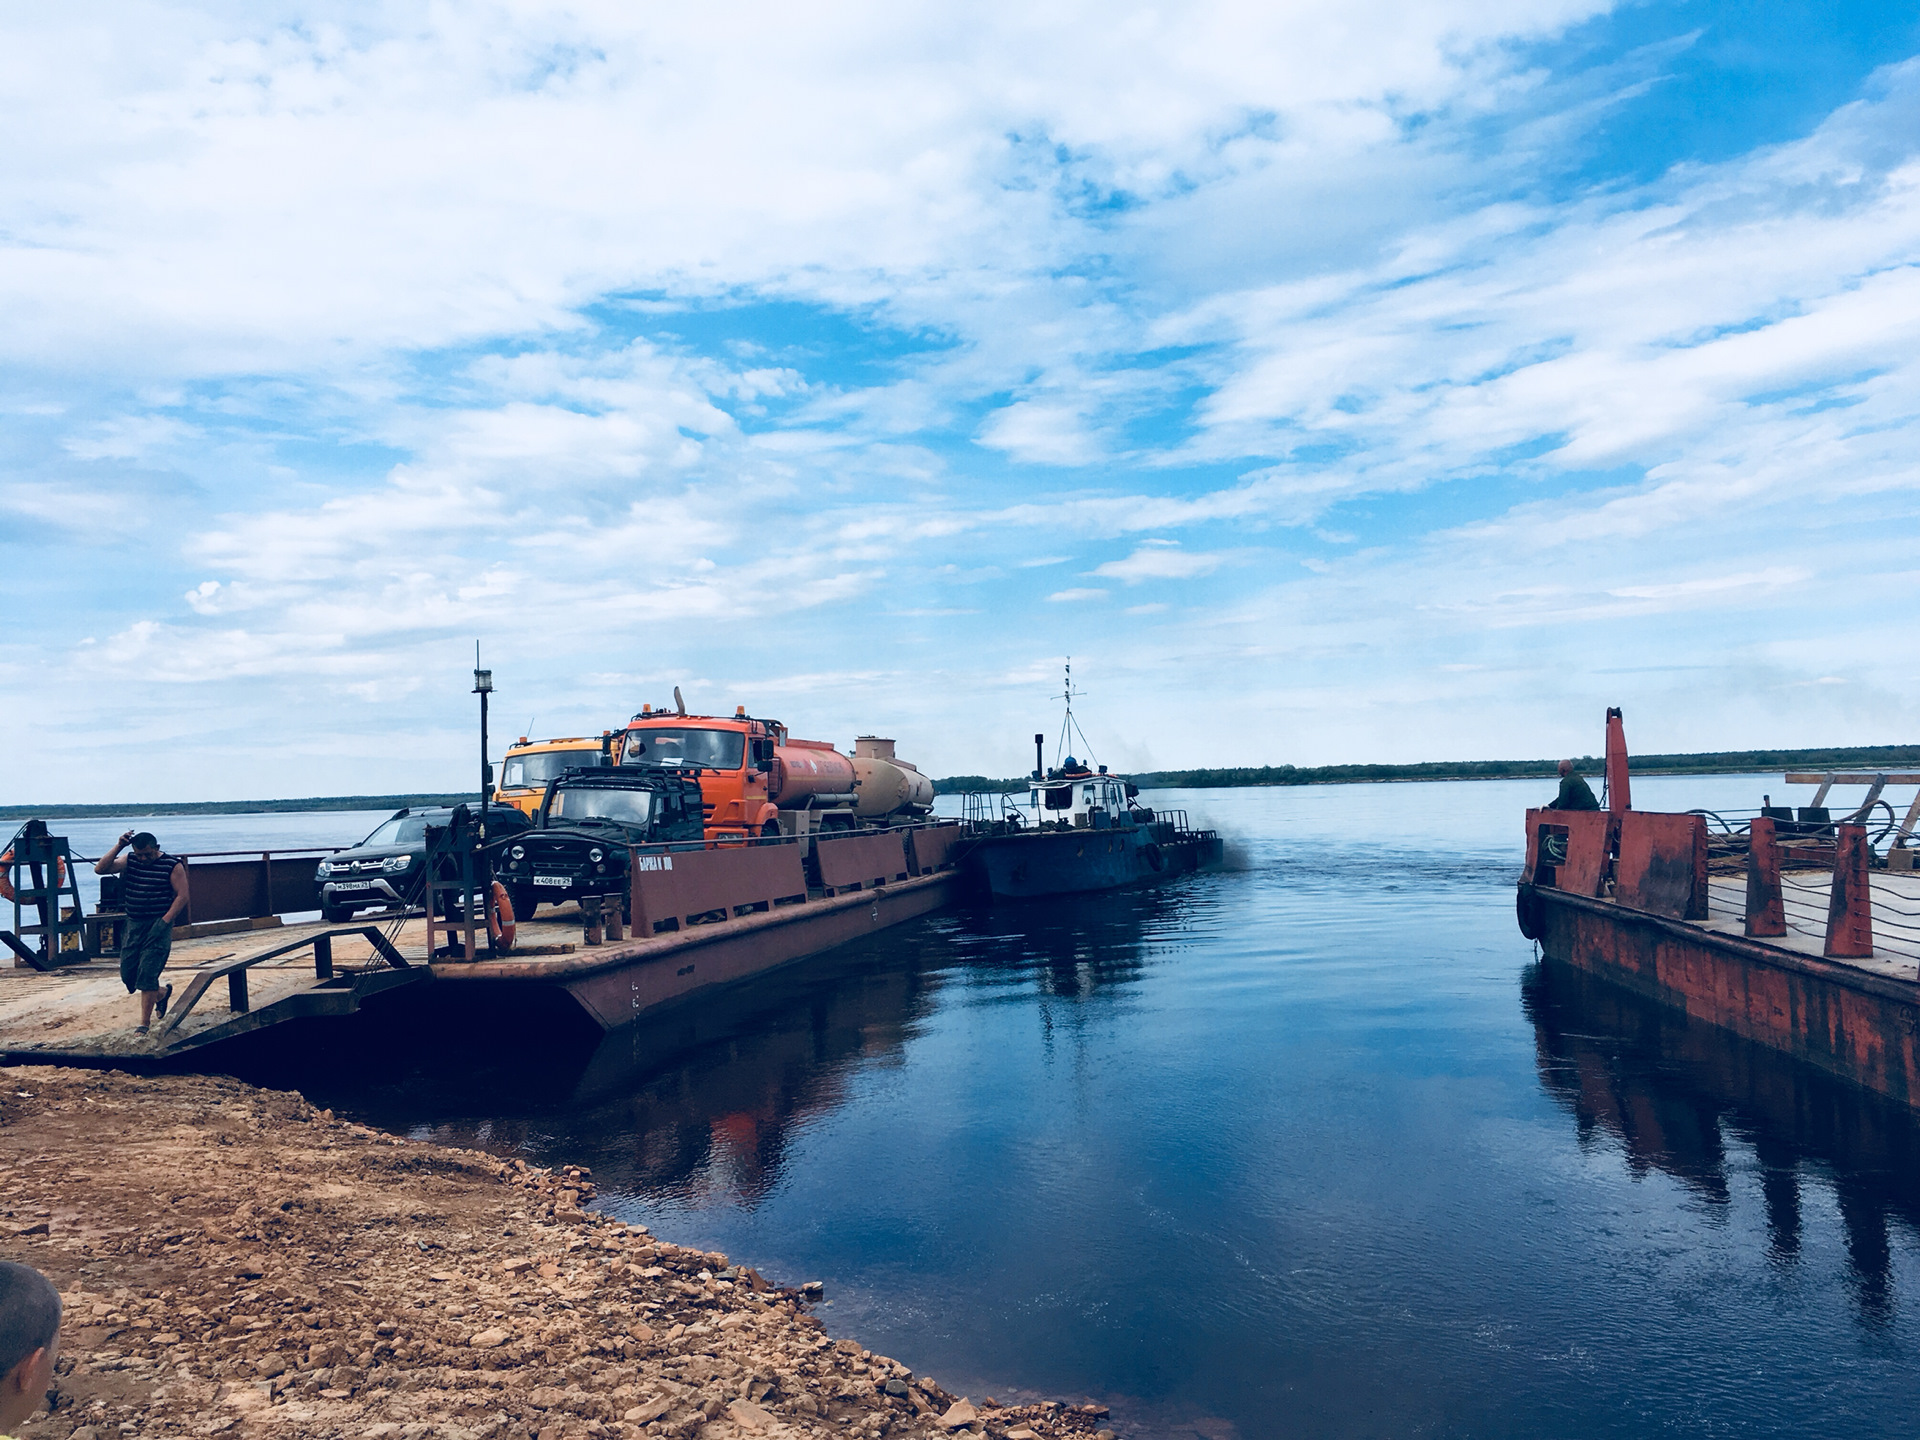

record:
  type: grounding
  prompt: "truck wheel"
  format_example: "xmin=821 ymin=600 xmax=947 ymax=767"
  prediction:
xmin=760 ymin=821 xmax=781 ymax=841
xmin=510 ymin=885 xmax=538 ymax=921
xmin=321 ymin=904 xmax=353 ymax=924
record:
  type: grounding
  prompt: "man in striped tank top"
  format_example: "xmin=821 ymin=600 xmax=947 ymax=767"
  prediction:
xmin=94 ymin=830 xmax=190 ymax=1034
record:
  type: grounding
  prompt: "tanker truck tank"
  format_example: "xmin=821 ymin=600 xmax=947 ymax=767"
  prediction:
xmin=850 ymin=736 xmax=936 ymax=819
xmin=767 ymin=739 xmax=858 ymax=809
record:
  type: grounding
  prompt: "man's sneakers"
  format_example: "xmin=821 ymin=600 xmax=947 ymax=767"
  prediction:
xmin=155 ymin=984 xmax=173 ymax=1020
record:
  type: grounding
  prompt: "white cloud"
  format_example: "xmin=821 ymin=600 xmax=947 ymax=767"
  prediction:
xmin=4 ymin=5 xmax=1920 ymax=796
xmin=1090 ymin=541 xmax=1228 ymax=583
xmin=977 ymin=400 xmax=1102 ymax=466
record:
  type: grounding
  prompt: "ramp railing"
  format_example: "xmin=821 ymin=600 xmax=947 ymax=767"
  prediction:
xmin=153 ymin=925 xmax=413 ymax=1039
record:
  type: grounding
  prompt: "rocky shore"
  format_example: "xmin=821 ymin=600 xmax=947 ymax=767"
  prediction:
xmin=0 ymin=1067 xmax=1118 ymax=1440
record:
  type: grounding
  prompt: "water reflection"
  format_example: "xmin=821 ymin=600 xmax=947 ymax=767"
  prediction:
xmin=305 ymin=886 xmax=1179 ymax=1207
xmin=1523 ymin=957 xmax=1920 ymax=1323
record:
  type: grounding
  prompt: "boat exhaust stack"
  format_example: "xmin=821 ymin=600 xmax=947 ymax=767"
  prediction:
xmin=1034 ymin=732 xmax=1045 ymax=780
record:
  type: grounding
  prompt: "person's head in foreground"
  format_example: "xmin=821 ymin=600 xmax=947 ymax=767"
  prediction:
xmin=0 ymin=1261 xmax=61 ymax=1434
xmin=1558 ymin=759 xmax=1574 ymax=777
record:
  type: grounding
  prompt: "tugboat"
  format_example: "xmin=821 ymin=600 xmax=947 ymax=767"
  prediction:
xmin=963 ymin=664 xmax=1224 ymax=899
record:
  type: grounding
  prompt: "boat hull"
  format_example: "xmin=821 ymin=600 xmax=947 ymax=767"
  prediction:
xmin=967 ymin=825 xmax=1221 ymax=898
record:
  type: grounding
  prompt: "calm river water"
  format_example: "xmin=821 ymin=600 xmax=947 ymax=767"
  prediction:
xmin=87 ymin=777 xmax=1920 ymax=1437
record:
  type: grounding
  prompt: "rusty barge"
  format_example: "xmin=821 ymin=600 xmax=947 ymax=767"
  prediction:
xmin=1517 ymin=710 xmax=1920 ymax=1110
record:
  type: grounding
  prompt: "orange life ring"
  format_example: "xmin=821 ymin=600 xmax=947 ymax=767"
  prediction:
xmin=0 ymin=849 xmax=65 ymax=903
xmin=487 ymin=880 xmax=516 ymax=950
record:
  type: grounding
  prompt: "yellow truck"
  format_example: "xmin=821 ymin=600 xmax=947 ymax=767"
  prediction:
xmin=494 ymin=735 xmax=612 ymax=817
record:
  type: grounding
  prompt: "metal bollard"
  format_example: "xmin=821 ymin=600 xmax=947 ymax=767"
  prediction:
xmin=1825 ymin=822 xmax=1874 ymax=959
xmin=1745 ymin=816 xmax=1786 ymax=938
xmin=581 ymin=893 xmax=604 ymax=947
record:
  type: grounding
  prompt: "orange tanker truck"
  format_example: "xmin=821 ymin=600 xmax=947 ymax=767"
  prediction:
xmin=617 ymin=704 xmax=933 ymax=840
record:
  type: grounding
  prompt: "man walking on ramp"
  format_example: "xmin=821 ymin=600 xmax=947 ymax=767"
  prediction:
xmin=94 ymin=830 xmax=189 ymax=1034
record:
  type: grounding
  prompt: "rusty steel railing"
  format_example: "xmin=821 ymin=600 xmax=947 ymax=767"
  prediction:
xmin=152 ymin=924 xmax=411 ymax=1038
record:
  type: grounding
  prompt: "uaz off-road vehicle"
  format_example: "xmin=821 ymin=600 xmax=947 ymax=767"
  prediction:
xmin=497 ymin=766 xmax=706 ymax=919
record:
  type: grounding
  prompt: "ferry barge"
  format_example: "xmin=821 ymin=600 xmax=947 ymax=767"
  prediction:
xmin=1516 ymin=709 xmax=1920 ymax=1110
xmin=0 ymin=820 xmax=970 ymax=1067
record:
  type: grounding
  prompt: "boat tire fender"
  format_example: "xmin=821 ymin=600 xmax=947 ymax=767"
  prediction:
xmin=1144 ymin=844 xmax=1165 ymax=872
xmin=1516 ymin=885 xmax=1545 ymax=942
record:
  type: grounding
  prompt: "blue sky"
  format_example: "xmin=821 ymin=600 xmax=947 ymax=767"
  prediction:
xmin=4 ymin=0 xmax=1919 ymax=801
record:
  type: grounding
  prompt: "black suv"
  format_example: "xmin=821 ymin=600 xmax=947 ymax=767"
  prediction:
xmin=317 ymin=805 xmax=532 ymax=922
xmin=499 ymin=767 xmax=706 ymax=918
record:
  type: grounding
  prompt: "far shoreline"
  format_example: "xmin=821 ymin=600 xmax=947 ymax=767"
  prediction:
xmin=6 ymin=744 xmax=1915 ymax=821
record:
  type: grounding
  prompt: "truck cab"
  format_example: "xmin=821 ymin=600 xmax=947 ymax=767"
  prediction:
xmin=496 ymin=767 xmax=705 ymax=918
xmin=618 ymin=705 xmax=857 ymax=839
xmin=495 ymin=736 xmax=614 ymax=818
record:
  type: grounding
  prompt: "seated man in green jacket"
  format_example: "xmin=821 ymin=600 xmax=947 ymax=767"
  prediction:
xmin=1548 ymin=759 xmax=1600 ymax=811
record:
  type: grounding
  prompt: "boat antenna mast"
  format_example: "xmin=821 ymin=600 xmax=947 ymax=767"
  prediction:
xmin=1052 ymin=657 xmax=1097 ymax=771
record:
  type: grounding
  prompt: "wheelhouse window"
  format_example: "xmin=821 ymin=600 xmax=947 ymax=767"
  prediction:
xmin=621 ymin=727 xmax=746 ymax=770
xmin=1043 ymin=784 xmax=1075 ymax=810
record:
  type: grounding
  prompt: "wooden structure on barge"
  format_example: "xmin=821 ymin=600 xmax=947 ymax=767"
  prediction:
xmin=1517 ymin=712 xmax=1920 ymax=1110
xmin=0 ymin=824 xmax=969 ymax=1067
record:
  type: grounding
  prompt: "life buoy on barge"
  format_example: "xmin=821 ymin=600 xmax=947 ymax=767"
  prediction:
xmin=488 ymin=880 xmax=516 ymax=951
xmin=0 ymin=849 xmax=66 ymax=903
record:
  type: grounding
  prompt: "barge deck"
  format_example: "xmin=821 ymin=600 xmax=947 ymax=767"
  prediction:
xmin=2 ymin=824 xmax=968 ymax=1068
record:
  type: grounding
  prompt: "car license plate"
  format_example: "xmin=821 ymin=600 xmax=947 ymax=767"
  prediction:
xmin=533 ymin=875 xmax=572 ymax=887
xmin=333 ymin=881 xmax=373 ymax=891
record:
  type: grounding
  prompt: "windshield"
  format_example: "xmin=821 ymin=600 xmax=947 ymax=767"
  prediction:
xmin=503 ymin=749 xmax=602 ymax=789
xmin=550 ymin=788 xmax=655 ymax=827
xmin=621 ymin=726 xmax=745 ymax=770
xmin=358 ymin=816 xmax=428 ymax=848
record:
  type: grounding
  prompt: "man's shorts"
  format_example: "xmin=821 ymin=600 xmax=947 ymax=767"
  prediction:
xmin=120 ymin=916 xmax=173 ymax=993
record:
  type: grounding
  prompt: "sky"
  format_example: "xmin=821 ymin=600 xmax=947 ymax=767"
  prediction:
xmin=4 ymin=0 xmax=1919 ymax=802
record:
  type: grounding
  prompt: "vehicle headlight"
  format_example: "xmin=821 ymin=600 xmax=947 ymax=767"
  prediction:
xmin=510 ymin=845 xmax=526 ymax=860
xmin=315 ymin=860 xmax=333 ymax=877
xmin=588 ymin=847 xmax=604 ymax=862
xmin=382 ymin=855 xmax=413 ymax=873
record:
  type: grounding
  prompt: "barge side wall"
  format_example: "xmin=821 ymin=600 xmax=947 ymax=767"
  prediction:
xmin=433 ymin=871 xmax=958 ymax=1031
xmin=1529 ymin=884 xmax=1920 ymax=1109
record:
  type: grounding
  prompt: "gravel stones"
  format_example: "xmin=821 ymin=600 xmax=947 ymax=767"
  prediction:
xmin=0 ymin=1064 xmax=1127 ymax=1440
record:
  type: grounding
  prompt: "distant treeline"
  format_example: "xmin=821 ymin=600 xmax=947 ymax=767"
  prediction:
xmin=9 ymin=741 xmax=1919 ymax=816
xmin=933 ymin=744 xmax=1920 ymax=794
xmin=0 ymin=793 xmax=473 ymax=822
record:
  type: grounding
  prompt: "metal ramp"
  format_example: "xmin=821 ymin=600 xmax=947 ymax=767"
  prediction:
xmin=0 ymin=922 xmax=430 ymax=1066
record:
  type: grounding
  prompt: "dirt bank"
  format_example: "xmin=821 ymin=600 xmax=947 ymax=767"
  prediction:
xmin=0 ymin=1067 xmax=1117 ymax=1440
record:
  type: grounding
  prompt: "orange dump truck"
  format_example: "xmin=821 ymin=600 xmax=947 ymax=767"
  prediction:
xmin=617 ymin=707 xmax=933 ymax=840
